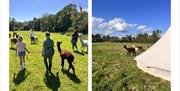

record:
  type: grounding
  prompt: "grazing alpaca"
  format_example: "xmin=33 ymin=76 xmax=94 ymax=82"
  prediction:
xmin=133 ymin=45 xmax=144 ymax=51
xmin=136 ymin=46 xmax=144 ymax=51
xmin=11 ymin=37 xmax=18 ymax=48
xmin=57 ymin=41 xmax=75 ymax=75
xmin=79 ymin=34 xmax=88 ymax=52
xmin=124 ymin=45 xmax=136 ymax=55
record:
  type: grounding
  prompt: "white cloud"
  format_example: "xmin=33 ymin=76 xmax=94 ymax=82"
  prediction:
xmin=137 ymin=25 xmax=146 ymax=30
xmin=137 ymin=25 xmax=153 ymax=32
xmin=92 ymin=17 xmax=104 ymax=27
xmin=92 ymin=16 xmax=154 ymax=34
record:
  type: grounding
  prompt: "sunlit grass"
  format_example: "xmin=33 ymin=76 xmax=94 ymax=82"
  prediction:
xmin=92 ymin=42 xmax=170 ymax=91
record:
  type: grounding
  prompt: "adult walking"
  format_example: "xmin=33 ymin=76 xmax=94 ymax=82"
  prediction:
xmin=30 ymin=29 xmax=36 ymax=44
xmin=42 ymin=32 xmax=54 ymax=73
xmin=16 ymin=35 xmax=29 ymax=71
xmin=71 ymin=29 xmax=79 ymax=51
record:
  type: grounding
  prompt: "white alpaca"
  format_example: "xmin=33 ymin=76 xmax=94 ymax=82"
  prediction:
xmin=133 ymin=45 xmax=139 ymax=51
xmin=34 ymin=36 xmax=38 ymax=43
xmin=79 ymin=34 xmax=88 ymax=52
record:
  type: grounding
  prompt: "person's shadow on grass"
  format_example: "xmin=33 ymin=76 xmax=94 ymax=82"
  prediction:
xmin=64 ymin=69 xmax=81 ymax=84
xmin=73 ymin=50 xmax=84 ymax=56
xmin=44 ymin=72 xmax=60 ymax=91
xmin=13 ymin=70 xmax=30 ymax=85
xmin=10 ymin=47 xmax=16 ymax=50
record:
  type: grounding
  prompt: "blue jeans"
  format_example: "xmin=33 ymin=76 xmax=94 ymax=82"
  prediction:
xmin=71 ymin=39 xmax=78 ymax=51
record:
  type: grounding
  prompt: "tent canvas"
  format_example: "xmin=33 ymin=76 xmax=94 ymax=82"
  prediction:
xmin=134 ymin=30 xmax=170 ymax=81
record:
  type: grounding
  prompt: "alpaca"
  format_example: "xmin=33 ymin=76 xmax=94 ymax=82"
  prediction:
xmin=133 ymin=45 xmax=144 ymax=51
xmin=34 ymin=36 xmax=38 ymax=43
xmin=79 ymin=34 xmax=88 ymax=52
xmin=132 ymin=45 xmax=138 ymax=51
xmin=136 ymin=46 xmax=144 ymax=51
xmin=11 ymin=37 xmax=18 ymax=48
xmin=57 ymin=41 xmax=75 ymax=75
xmin=124 ymin=45 xmax=136 ymax=55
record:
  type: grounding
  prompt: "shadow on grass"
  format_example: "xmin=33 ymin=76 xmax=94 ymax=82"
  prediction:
xmin=13 ymin=70 xmax=30 ymax=85
xmin=44 ymin=72 xmax=60 ymax=91
xmin=64 ymin=70 xmax=81 ymax=84
xmin=73 ymin=51 xmax=84 ymax=56
xmin=84 ymin=51 xmax=88 ymax=54
xmin=10 ymin=47 xmax=16 ymax=50
xmin=30 ymin=43 xmax=38 ymax=45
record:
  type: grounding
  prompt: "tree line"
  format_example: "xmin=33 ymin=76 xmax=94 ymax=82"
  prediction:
xmin=92 ymin=29 xmax=161 ymax=43
xmin=9 ymin=4 xmax=88 ymax=34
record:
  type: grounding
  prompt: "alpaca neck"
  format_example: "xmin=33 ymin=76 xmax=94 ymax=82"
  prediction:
xmin=124 ymin=47 xmax=129 ymax=51
xmin=57 ymin=45 xmax=62 ymax=54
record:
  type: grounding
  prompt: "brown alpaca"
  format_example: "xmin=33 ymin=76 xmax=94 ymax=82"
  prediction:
xmin=124 ymin=45 xmax=136 ymax=55
xmin=11 ymin=37 xmax=18 ymax=48
xmin=136 ymin=46 xmax=144 ymax=51
xmin=57 ymin=41 xmax=75 ymax=75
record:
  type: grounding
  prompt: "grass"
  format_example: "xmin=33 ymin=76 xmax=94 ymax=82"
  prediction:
xmin=10 ymin=31 xmax=88 ymax=91
xmin=92 ymin=42 xmax=170 ymax=91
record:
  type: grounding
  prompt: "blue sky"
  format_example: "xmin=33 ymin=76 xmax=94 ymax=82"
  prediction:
xmin=10 ymin=0 xmax=88 ymax=22
xmin=92 ymin=0 xmax=170 ymax=37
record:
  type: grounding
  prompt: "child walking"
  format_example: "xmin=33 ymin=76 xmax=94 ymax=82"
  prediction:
xmin=16 ymin=35 xmax=29 ymax=71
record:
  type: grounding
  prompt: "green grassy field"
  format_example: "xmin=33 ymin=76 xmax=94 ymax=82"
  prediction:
xmin=92 ymin=42 xmax=170 ymax=91
xmin=10 ymin=31 xmax=88 ymax=91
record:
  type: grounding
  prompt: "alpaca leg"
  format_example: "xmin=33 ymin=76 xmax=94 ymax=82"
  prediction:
xmin=127 ymin=51 xmax=129 ymax=56
xmin=134 ymin=51 xmax=136 ymax=56
xmin=61 ymin=59 xmax=64 ymax=71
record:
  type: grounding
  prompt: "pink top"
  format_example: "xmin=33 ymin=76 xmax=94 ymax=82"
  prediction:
xmin=16 ymin=41 xmax=26 ymax=52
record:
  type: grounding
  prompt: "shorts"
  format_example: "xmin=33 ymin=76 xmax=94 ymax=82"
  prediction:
xmin=18 ymin=51 xmax=26 ymax=56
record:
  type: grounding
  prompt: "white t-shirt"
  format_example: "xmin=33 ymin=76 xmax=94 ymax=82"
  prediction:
xmin=16 ymin=41 xmax=26 ymax=52
xmin=30 ymin=32 xmax=35 ymax=38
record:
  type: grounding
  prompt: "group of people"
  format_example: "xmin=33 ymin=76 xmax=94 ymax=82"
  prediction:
xmin=15 ymin=29 xmax=79 ymax=73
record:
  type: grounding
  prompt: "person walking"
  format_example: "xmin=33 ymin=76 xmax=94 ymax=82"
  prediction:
xmin=16 ymin=35 xmax=29 ymax=71
xmin=30 ymin=29 xmax=35 ymax=44
xmin=42 ymin=32 xmax=54 ymax=73
xmin=71 ymin=29 xmax=79 ymax=51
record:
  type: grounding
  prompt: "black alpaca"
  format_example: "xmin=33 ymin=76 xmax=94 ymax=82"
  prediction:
xmin=57 ymin=41 xmax=75 ymax=75
xmin=124 ymin=45 xmax=136 ymax=55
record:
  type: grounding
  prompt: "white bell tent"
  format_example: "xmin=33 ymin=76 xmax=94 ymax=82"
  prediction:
xmin=134 ymin=30 xmax=170 ymax=81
